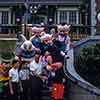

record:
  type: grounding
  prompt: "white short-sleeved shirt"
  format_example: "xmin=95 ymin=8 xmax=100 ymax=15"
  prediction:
xmin=29 ymin=59 xmax=43 ymax=76
xmin=9 ymin=68 xmax=19 ymax=83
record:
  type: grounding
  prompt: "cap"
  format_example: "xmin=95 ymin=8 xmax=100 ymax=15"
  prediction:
xmin=40 ymin=34 xmax=52 ymax=41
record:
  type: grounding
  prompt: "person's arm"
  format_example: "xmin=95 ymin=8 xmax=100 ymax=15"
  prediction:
xmin=9 ymin=77 xmax=14 ymax=95
xmin=9 ymin=70 xmax=14 ymax=95
xmin=18 ymin=71 xmax=23 ymax=92
xmin=46 ymin=55 xmax=53 ymax=65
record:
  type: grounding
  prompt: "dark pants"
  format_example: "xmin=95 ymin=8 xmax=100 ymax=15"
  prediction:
xmin=30 ymin=75 xmax=43 ymax=100
xmin=10 ymin=82 xmax=20 ymax=100
xmin=20 ymin=80 xmax=30 ymax=100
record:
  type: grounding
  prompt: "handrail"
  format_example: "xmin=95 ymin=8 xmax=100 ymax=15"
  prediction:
xmin=63 ymin=46 xmax=100 ymax=96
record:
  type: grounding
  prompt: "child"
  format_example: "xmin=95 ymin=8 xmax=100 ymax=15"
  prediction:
xmin=9 ymin=59 xmax=20 ymax=100
xmin=19 ymin=61 xmax=30 ymax=100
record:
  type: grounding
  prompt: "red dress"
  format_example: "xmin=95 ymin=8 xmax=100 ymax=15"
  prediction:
xmin=51 ymin=83 xmax=64 ymax=99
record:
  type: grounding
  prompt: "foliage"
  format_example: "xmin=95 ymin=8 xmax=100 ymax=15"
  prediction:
xmin=0 ymin=38 xmax=16 ymax=54
xmin=75 ymin=44 xmax=100 ymax=88
xmin=1 ymin=52 xmax=15 ymax=60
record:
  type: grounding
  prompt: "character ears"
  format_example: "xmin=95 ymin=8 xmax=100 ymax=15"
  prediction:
xmin=58 ymin=24 xmax=71 ymax=32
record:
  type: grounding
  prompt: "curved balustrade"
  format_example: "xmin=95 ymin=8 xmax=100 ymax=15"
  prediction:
xmin=64 ymin=36 xmax=100 ymax=100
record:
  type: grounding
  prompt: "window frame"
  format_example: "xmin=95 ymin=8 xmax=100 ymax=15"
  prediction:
xmin=0 ymin=8 xmax=11 ymax=24
xmin=57 ymin=7 xmax=79 ymax=25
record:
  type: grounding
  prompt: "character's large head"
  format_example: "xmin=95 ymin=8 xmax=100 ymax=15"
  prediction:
xmin=40 ymin=34 xmax=52 ymax=44
xmin=58 ymin=24 xmax=70 ymax=36
xmin=32 ymin=26 xmax=44 ymax=37
xmin=21 ymin=40 xmax=34 ymax=51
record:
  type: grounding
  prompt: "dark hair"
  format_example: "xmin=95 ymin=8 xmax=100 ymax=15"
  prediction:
xmin=12 ymin=59 xmax=18 ymax=65
xmin=21 ymin=61 xmax=27 ymax=65
xmin=35 ymin=51 xmax=41 ymax=55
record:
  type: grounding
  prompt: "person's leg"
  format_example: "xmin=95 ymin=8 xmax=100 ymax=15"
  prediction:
xmin=30 ymin=76 xmax=43 ymax=100
xmin=12 ymin=83 xmax=19 ymax=100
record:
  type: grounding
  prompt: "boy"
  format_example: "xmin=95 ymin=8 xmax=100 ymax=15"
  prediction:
xmin=9 ymin=59 xmax=20 ymax=100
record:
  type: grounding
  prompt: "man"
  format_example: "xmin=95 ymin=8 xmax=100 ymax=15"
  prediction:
xmin=29 ymin=52 xmax=47 ymax=100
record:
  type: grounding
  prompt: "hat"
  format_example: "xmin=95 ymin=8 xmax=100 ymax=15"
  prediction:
xmin=40 ymin=34 xmax=52 ymax=41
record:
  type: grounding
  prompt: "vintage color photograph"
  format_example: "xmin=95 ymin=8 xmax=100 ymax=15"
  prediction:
xmin=0 ymin=0 xmax=100 ymax=100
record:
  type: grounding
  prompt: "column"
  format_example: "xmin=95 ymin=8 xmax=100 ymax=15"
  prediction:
xmin=91 ymin=0 xmax=97 ymax=35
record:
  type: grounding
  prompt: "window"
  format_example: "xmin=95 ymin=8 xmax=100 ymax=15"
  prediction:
xmin=2 ymin=11 xmax=9 ymax=24
xmin=69 ymin=11 xmax=77 ymax=24
xmin=59 ymin=11 xmax=68 ymax=24
xmin=0 ymin=8 xmax=11 ymax=34
xmin=57 ymin=8 xmax=79 ymax=24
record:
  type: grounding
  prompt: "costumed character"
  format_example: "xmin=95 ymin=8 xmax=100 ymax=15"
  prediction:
xmin=17 ymin=33 xmax=39 ymax=62
xmin=40 ymin=34 xmax=64 ymax=88
xmin=40 ymin=34 xmax=52 ymax=55
xmin=40 ymin=33 xmax=66 ymax=100
xmin=30 ymin=27 xmax=44 ymax=49
xmin=57 ymin=24 xmax=71 ymax=52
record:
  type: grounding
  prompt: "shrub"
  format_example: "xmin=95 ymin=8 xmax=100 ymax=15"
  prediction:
xmin=1 ymin=52 xmax=15 ymax=60
xmin=75 ymin=43 xmax=100 ymax=88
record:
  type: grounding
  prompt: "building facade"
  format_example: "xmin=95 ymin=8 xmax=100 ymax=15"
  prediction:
xmin=0 ymin=0 xmax=92 ymax=39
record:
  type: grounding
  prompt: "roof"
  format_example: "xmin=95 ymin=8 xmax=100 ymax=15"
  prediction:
xmin=0 ymin=0 xmax=82 ymax=5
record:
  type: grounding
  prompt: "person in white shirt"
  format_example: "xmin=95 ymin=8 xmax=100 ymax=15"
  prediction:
xmin=9 ymin=59 xmax=20 ymax=100
xmin=30 ymin=55 xmax=42 ymax=76
xmin=29 ymin=52 xmax=47 ymax=100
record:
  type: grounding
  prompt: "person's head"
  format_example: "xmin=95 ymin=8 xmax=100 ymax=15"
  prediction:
xmin=21 ymin=61 xmax=28 ymax=69
xmin=2 ymin=62 xmax=10 ymax=68
xmin=45 ymin=51 xmax=50 ymax=56
xmin=34 ymin=52 xmax=41 ymax=63
xmin=50 ymin=28 xmax=56 ymax=34
xmin=12 ymin=59 xmax=19 ymax=69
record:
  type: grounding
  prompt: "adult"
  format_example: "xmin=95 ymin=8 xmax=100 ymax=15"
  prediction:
xmin=29 ymin=52 xmax=47 ymax=100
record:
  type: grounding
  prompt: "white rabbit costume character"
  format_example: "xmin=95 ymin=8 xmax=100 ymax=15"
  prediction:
xmin=16 ymin=33 xmax=39 ymax=62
